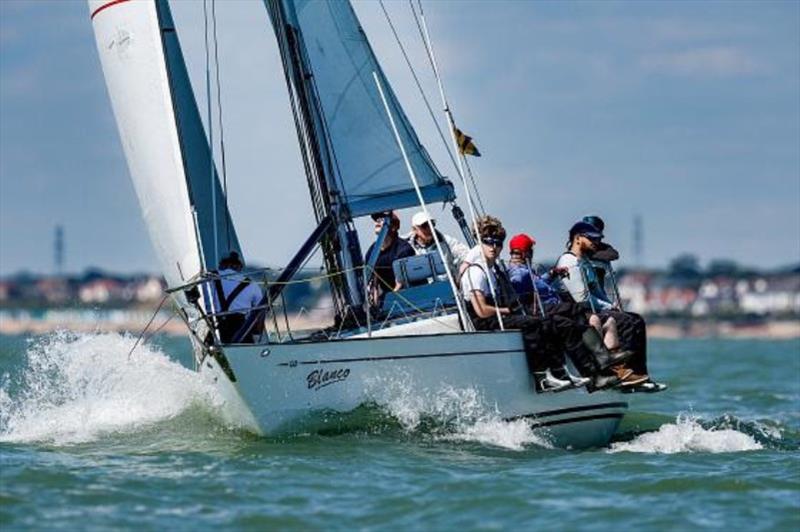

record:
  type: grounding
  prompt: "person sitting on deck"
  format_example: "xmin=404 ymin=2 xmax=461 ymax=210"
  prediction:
xmin=581 ymin=215 xmax=618 ymax=291
xmin=364 ymin=211 xmax=416 ymax=306
xmin=505 ymin=232 xmax=633 ymax=390
xmin=460 ymin=216 xmax=615 ymax=393
xmin=506 ymin=233 xmax=561 ymax=312
xmin=403 ymin=211 xmax=470 ymax=285
xmin=554 ymin=221 xmax=666 ymax=392
xmin=211 ymin=251 xmax=263 ymax=344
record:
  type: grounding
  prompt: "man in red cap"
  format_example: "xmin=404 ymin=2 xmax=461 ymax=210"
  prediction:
xmin=505 ymin=233 xmax=631 ymax=390
xmin=507 ymin=234 xmax=561 ymax=312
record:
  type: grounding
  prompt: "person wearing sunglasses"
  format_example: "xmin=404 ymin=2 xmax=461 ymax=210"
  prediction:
xmin=555 ymin=221 xmax=665 ymax=391
xmin=364 ymin=211 xmax=416 ymax=306
xmin=506 ymin=233 xmax=633 ymax=391
xmin=460 ymin=216 xmax=600 ymax=393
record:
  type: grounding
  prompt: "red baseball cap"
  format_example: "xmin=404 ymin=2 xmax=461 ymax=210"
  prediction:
xmin=509 ymin=233 xmax=536 ymax=253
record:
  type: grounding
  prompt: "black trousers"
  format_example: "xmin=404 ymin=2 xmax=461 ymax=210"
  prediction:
xmin=600 ymin=310 xmax=648 ymax=374
xmin=546 ymin=302 xmax=599 ymax=376
xmin=217 ymin=314 xmax=246 ymax=343
xmin=471 ymin=312 xmax=567 ymax=374
xmin=217 ymin=313 xmax=264 ymax=344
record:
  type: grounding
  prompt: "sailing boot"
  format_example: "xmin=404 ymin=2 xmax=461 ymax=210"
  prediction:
xmin=621 ymin=380 xmax=669 ymax=393
xmin=582 ymin=329 xmax=634 ymax=371
xmin=552 ymin=365 xmax=590 ymax=388
xmin=618 ymin=369 xmax=650 ymax=388
xmin=534 ymin=369 xmax=573 ymax=393
xmin=586 ymin=371 xmax=624 ymax=393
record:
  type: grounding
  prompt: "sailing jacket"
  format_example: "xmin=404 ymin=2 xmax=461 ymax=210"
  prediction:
xmin=553 ymin=252 xmax=614 ymax=311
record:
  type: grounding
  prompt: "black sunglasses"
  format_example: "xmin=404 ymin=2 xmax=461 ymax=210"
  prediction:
xmin=481 ymin=237 xmax=505 ymax=247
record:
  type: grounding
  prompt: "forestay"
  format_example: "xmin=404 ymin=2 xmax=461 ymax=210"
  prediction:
xmin=270 ymin=0 xmax=455 ymax=218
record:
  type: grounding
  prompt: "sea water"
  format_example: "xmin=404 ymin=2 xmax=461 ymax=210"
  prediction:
xmin=0 ymin=332 xmax=798 ymax=530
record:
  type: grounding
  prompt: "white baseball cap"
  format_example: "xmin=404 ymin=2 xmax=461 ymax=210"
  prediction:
xmin=412 ymin=211 xmax=435 ymax=227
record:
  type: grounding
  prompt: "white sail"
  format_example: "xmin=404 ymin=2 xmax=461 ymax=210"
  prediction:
xmin=89 ymin=0 xmax=239 ymax=288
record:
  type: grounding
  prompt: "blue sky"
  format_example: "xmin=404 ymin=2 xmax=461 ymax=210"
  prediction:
xmin=1 ymin=0 xmax=798 ymax=275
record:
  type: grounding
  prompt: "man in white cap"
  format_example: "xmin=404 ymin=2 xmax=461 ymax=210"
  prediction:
xmin=405 ymin=211 xmax=470 ymax=280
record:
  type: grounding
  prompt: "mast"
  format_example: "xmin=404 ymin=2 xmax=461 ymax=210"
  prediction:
xmin=263 ymin=0 xmax=458 ymax=321
xmin=264 ymin=0 xmax=363 ymax=317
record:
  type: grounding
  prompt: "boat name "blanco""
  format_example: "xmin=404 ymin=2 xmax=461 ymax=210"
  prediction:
xmin=307 ymin=368 xmax=351 ymax=391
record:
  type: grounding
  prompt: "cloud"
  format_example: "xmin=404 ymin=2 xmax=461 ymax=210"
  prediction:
xmin=640 ymin=46 xmax=761 ymax=77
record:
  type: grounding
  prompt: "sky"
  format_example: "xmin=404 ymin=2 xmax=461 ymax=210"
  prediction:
xmin=1 ymin=0 xmax=798 ymax=276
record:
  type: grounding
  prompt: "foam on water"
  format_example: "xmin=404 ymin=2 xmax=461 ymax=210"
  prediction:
xmin=366 ymin=375 xmax=551 ymax=451
xmin=609 ymin=414 xmax=763 ymax=454
xmin=0 ymin=331 xmax=223 ymax=445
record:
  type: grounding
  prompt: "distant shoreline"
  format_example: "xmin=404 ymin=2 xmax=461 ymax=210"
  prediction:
xmin=1 ymin=311 xmax=797 ymax=340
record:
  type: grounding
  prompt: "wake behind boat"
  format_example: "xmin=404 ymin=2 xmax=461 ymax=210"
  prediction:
xmin=88 ymin=0 xmax=646 ymax=449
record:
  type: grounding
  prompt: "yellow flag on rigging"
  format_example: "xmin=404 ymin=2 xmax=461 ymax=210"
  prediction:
xmin=453 ymin=126 xmax=481 ymax=157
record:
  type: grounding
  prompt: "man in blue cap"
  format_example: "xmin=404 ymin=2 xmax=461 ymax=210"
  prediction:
xmin=555 ymin=222 xmax=648 ymax=388
xmin=554 ymin=220 xmax=666 ymax=392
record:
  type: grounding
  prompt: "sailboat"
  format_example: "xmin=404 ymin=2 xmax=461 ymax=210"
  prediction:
xmin=88 ymin=0 xmax=629 ymax=449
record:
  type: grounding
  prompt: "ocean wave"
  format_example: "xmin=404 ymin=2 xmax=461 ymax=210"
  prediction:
xmin=0 ymin=331 xmax=225 ymax=445
xmin=608 ymin=413 xmax=763 ymax=454
xmin=365 ymin=375 xmax=552 ymax=451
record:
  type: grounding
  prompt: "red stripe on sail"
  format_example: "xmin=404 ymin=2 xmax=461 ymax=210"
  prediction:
xmin=90 ymin=0 xmax=132 ymax=20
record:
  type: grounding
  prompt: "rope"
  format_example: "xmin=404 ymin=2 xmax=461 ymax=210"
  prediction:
xmin=127 ymin=294 xmax=170 ymax=360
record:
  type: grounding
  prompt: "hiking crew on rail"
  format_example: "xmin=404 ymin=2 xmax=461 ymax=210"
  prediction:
xmin=206 ymin=210 xmax=665 ymax=395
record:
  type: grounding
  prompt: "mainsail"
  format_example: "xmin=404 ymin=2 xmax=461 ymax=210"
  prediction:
xmin=89 ymin=0 xmax=240 ymax=289
xmin=265 ymin=0 xmax=455 ymax=314
xmin=273 ymin=0 xmax=454 ymax=217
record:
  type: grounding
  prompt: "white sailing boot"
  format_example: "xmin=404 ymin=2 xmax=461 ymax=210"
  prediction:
xmin=534 ymin=369 xmax=573 ymax=393
xmin=561 ymin=366 xmax=590 ymax=388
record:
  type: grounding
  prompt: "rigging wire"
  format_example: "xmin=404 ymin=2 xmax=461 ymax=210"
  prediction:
xmin=377 ymin=0 xmax=460 ymax=178
xmin=410 ymin=0 xmax=502 ymax=328
xmin=126 ymin=293 xmax=170 ymax=360
xmin=203 ymin=0 xmax=220 ymax=265
xmin=462 ymin=157 xmax=487 ymax=215
xmin=210 ymin=0 xmax=233 ymax=252
xmin=408 ymin=0 xmax=487 ymax=216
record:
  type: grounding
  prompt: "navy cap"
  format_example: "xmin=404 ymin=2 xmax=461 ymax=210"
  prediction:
xmin=569 ymin=221 xmax=603 ymax=240
xmin=219 ymin=251 xmax=243 ymax=269
xmin=582 ymin=215 xmax=605 ymax=232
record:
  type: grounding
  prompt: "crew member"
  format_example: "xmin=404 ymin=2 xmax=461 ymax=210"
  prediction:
xmin=405 ymin=211 xmax=470 ymax=280
xmin=211 ymin=251 xmax=263 ymax=344
xmin=460 ymin=216 xmax=609 ymax=392
xmin=554 ymin=222 xmax=665 ymax=391
xmin=364 ymin=211 xmax=416 ymax=306
xmin=506 ymin=232 xmax=632 ymax=390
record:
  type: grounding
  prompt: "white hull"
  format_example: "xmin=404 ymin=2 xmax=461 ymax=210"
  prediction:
xmin=200 ymin=327 xmax=627 ymax=449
